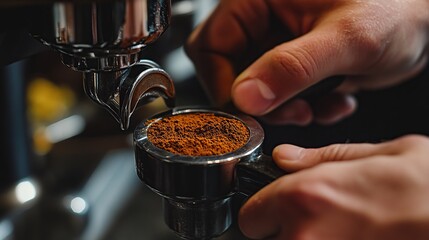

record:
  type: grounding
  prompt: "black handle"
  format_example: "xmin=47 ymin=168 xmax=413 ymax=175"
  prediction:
xmin=236 ymin=154 xmax=285 ymax=197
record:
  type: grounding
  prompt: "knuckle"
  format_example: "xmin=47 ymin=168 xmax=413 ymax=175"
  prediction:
xmin=276 ymin=177 xmax=334 ymax=240
xmin=336 ymin=17 xmax=385 ymax=62
xmin=319 ymin=143 xmax=348 ymax=161
xmin=394 ymin=134 xmax=429 ymax=149
xmin=289 ymin=229 xmax=317 ymax=240
xmin=269 ymin=48 xmax=314 ymax=84
xmin=278 ymin=176 xmax=332 ymax=213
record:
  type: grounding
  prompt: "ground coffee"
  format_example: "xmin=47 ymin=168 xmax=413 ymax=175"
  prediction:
xmin=147 ymin=112 xmax=250 ymax=156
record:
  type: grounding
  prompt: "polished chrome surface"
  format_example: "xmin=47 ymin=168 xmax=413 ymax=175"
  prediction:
xmin=28 ymin=0 xmax=175 ymax=130
xmin=1 ymin=1 xmax=246 ymax=239
xmin=164 ymin=198 xmax=232 ymax=240
xmin=134 ymin=108 xmax=264 ymax=239
xmin=134 ymin=108 xmax=264 ymax=199
xmin=30 ymin=0 xmax=171 ymax=72
xmin=83 ymin=59 xmax=175 ymax=130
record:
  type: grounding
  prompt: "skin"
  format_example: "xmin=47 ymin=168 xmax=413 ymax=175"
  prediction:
xmin=186 ymin=0 xmax=429 ymax=125
xmin=185 ymin=0 xmax=429 ymax=239
xmin=239 ymin=135 xmax=429 ymax=240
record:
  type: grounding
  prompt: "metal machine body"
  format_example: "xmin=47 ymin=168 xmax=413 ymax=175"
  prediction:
xmin=27 ymin=0 xmax=176 ymax=130
xmin=0 ymin=0 xmax=177 ymax=239
xmin=1 ymin=1 xmax=267 ymax=239
xmin=0 ymin=0 xmax=176 ymax=191
xmin=0 ymin=1 xmax=278 ymax=239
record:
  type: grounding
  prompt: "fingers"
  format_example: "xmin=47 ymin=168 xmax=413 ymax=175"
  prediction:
xmin=312 ymin=93 xmax=357 ymax=125
xmin=338 ymin=54 xmax=429 ymax=92
xmin=240 ymin=135 xmax=429 ymax=239
xmin=238 ymin=160 xmax=370 ymax=240
xmin=238 ymin=176 xmax=297 ymax=239
xmin=259 ymin=99 xmax=313 ymax=126
xmin=272 ymin=135 xmax=429 ymax=172
xmin=239 ymin=169 xmax=336 ymax=239
xmin=185 ymin=0 xmax=273 ymax=106
xmin=272 ymin=141 xmax=387 ymax=171
xmin=187 ymin=52 xmax=237 ymax=105
xmin=187 ymin=0 xmax=428 ymax=120
xmin=258 ymin=92 xmax=357 ymax=126
xmin=238 ymin=187 xmax=282 ymax=239
xmin=231 ymin=26 xmax=353 ymax=116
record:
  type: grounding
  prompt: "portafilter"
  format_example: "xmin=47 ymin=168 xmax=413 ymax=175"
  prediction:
xmin=133 ymin=107 xmax=285 ymax=239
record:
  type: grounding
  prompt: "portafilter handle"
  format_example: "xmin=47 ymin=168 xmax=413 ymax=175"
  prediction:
xmin=236 ymin=153 xmax=285 ymax=197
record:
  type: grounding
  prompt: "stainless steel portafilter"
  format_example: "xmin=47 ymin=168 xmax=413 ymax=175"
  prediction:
xmin=133 ymin=107 xmax=285 ymax=239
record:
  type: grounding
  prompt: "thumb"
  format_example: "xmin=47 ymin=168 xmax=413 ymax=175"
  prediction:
xmin=231 ymin=27 xmax=352 ymax=116
xmin=272 ymin=142 xmax=387 ymax=172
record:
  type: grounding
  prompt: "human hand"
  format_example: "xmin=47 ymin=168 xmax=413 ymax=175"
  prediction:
xmin=238 ymin=135 xmax=429 ymax=240
xmin=186 ymin=0 xmax=429 ymax=125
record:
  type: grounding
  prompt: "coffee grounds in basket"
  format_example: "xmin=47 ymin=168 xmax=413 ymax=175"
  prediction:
xmin=147 ymin=113 xmax=249 ymax=156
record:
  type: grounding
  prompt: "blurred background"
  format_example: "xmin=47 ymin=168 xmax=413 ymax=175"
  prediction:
xmin=1 ymin=0 xmax=429 ymax=239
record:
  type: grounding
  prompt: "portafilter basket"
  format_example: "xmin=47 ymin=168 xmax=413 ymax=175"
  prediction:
xmin=133 ymin=107 xmax=285 ymax=239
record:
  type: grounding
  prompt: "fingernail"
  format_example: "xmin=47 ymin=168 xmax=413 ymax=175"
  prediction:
xmin=233 ymin=78 xmax=276 ymax=114
xmin=273 ymin=145 xmax=303 ymax=161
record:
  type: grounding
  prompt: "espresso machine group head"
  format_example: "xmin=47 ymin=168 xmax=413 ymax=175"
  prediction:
xmin=24 ymin=0 xmax=176 ymax=130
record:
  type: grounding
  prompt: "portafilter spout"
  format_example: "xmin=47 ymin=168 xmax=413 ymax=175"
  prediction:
xmin=27 ymin=0 xmax=175 ymax=130
xmin=84 ymin=60 xmax=175 ymax=130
